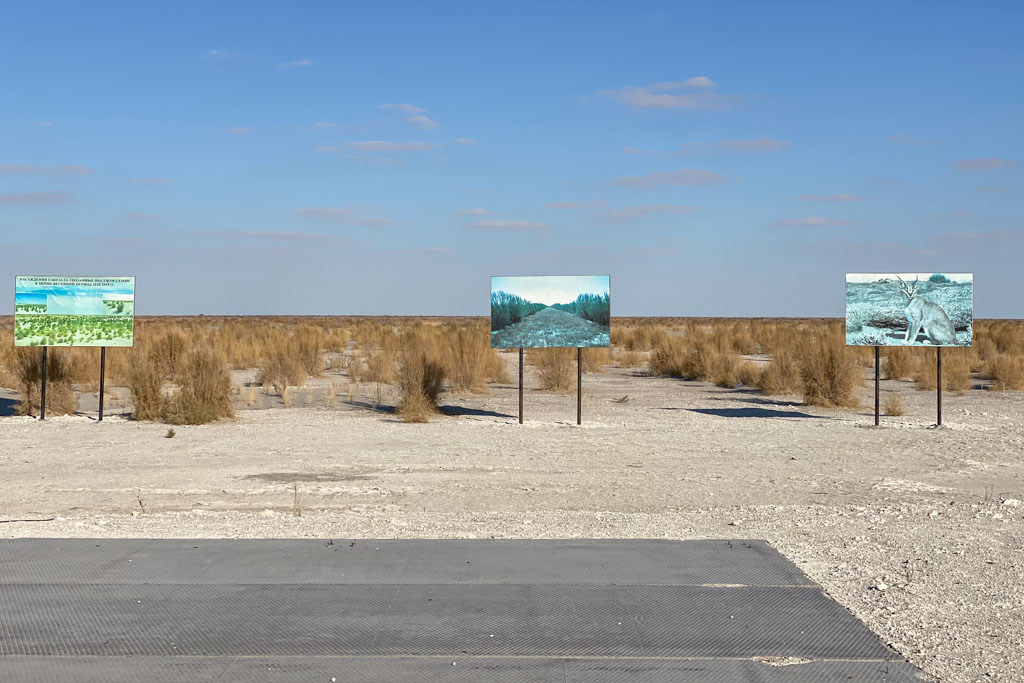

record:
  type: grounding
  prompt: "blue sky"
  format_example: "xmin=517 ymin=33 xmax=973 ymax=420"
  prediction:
xmin=1 ymin=1 xmax=1021 ymax=316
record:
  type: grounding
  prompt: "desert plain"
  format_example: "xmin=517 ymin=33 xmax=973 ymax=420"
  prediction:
xmin=1 ymin=324 xmax=1023 ymax=683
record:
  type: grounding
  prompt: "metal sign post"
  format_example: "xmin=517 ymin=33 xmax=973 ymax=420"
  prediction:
xmin=937 ymin=347 xmax=943 ymax=426
xmin=518 ymin=348 xmax=524 ymax=424
xmin=577 ymin=347 xmax=582 ymax=425
xmin=874 ymin=346 xmax=880 ymax=426
xmin=98 ymin=347 xmax=106 ymax=422
xmin=39 ymin=347 xmax=47 ymax=421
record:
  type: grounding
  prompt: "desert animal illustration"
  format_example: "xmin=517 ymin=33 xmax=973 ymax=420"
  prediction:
xmin=897 ymin=275 xmax=957 ymax=345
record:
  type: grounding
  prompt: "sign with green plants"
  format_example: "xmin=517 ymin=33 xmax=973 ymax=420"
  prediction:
xmin=14 ymin=276 xmax=135 ymax=347
xmin=846 ymin=273 xmax=973 ymax=347
xmin=491 ymin=275 xmax=610 ymax=348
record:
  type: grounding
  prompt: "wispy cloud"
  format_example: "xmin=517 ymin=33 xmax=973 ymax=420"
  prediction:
xmin=293 ymin=206 xmax=393 ymax=227
xmin=978 ymin=186 xmax=1008 ymax=193
xmin=454 ymin=137 xmax=478 ymax=146
xmin=0 ymin=191 xmax=70 ymax=204
xmin=600 ymin=204 xmax=698 ymax=224
xmin=611 ymin=168 xmax=727 ymax=188
xmin=455 ymin=208 xmax=489 ymax=216
xmin=770 ymin=216 xmax=854 ymax=227
xmin=715 ymin=138 xmax=789 ymax=152
xmin=204 ymin=230 xmax=352 ymax=244
xmin=310 ymin=121 xmax=340 ymax=128
xmin=954 ymin=158 xmax=1015 ymax=171
xmin=469 ymin=220 xmax=547 ymax=232
xmin=348 ymin=140 xmax=436 ymax=152
xmin=0 ymin=163 xmax=95 ymax=175
xmin=599 ymin=77 xmax=741 ymax=110
xmin=406 ymin=114 xmax=439 ymax=130
xmin=202 ymin=50 xmax=232 ymax=59
xmin=125 ymin=177 xmax=172 ymax=185
xmin=545 ymin=200 xmax=608 ymax=209
xmin=888 ymin=133 xmax=937 ymax=146
xmin=800 ymin=193 xmax=867 ymax=202
xmin=937 ymin=230 xmax=1023 ymax=242
xmin=34 ymin=121 xmax=55 ymax=127
xmin=123 ymin=211 xmax=159 ymax=222
xmin=277 ymin=59 xmax=313 ymax=69
xmin=222 ymin=126 xmax=251 ymax=135
xmin=378 ymin=103 xmax=427 ymax=114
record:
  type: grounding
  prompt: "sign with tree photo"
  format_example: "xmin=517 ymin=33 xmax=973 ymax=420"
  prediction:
xmin=14 ymin=276 xmax=136 ymax=347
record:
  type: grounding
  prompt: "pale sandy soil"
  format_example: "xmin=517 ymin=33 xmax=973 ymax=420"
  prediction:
xmin=2 ymin=358 xmax=1022 ymax=682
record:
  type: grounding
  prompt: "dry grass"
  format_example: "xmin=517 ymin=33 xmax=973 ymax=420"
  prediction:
xmin=581 ymin=347 xmax=612 ymax=373
xmin=883 ymin=347 xmax=915 ymax=380
xmin=127 ymin=351 xmax=166 ymax=421
xmin=985 ymin=354 xmax=1024 ymax=391
xmin=165 ymin=349 xmax=234 ymax=424
xmin=529 ymin=348 xmax=575 ymax=392
xmin=13 ymin=348 xmax=78 ymax=416
xmin=799 ymin=329 xmax=864 ymax=408
xmin=883 ymin=394 xmax=906 ymax=416
xmin=397 ymin=329 xmax=447 ymax=422
xmin=914 ymin=349 xmax=972 ymax=392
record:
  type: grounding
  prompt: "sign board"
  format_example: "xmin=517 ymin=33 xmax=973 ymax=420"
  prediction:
xmin=15 ymin=276 xmax=136 ymax=347
xmin=491 ymin=275 xmax=610 ymax=348
xmin=845 ymin=273 xmax=972 ymax=347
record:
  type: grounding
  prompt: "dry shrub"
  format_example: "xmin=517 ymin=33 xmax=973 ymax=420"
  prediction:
xmin=127 ymin=351 xmax=166 ymax=421
xmin=737 ymin=362 xmax=762 ymax=387
xmin=648 ymin=337 xmax=690 ymax=377
xmin=293 ymin=326 xmax=325 ymax=377
xmin=649 ymin=328 xmax=745 ymax=387
xmin=165 ymin=349 xmax=234 ymax=424
xmin=800 ymin=336 xmax=863 ymax=408
xmin=914 ymin=349 xmax=972 ymax=392
xmin=883 ymin=347 xmax=915 ymax=380
xmin=757 ymin=346 xmax=803 ymax=395
xmin=442 ymin=325 xmax=496 ymax=392
xmin=883 ymin=393 xmax=906 ymax=416
xmin=581 ymin=347 xmax=611 ymax=373
xmin=484 ymin=349 xmax=511 ymax=384
xmin=397 ymin=330 xmax=447 ymax=422
xmin=14 ymin=348 xmax=78 ymax=416
xmin=530 ymin=348 xmax=575 ymax=391
xmin=148 ymin=330 xmax=188 ymax=379
xmin=986 ymin=354 xmax=1024 ymax=390
xmin=258 ymin=348 xmax=305 ymax=396
xmin=615 ymin=349 xmax=645 ymax=367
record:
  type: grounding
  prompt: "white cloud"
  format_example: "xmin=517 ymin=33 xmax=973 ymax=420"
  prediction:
xmin=204 ymin=230 xmax=352 ymax=244
xmin=406 ymin=114 xmax=439 ymax=130
xmin=455 ymin=208 xmax=489 ymax=215
xmin=349 ymin=140 xmax=436 ymax=151
xmin=293 ymin=206 xmax=391 ymax=227
xmin=0 ymin=191 xmax=70 ymax=204
xmin=601 ymin=204 xmax=698 ymax=223
xmin=202 ymin=50 xmax=231 ymax=59
xmin=770 ymin=216 xmax=854 ymax=227
xmin=544 ymin=200 xmax=607 ymax=209
xmin=953 ymin=158 xmax=1015 ymax=171
xmin=34 ymin=121 xmax=55 ymax=127
xmin=716 ymin=138 xmax=789 ymax=152
xmin=278 ymin=59 xmax=313 ymax=68
xmin=0 ymin=164 xmax=95 ymax=175
xmin=378 ymin=103 xmax=427 ymax=114
xmin=469 ymin=220 xmax=547 ymax=232
xmin=599 ymin=77 xmax=741 ymax=110
xmin=315 ymin=146 xmax=344 ymax=153
xmin=611 ymin=168 xmax=727 ymax=188
xmin=455 ymin=137 xmax=478 ymax=145
xmin=222 ymin=126 xmax=251 ymax=134
xmin=888 ymin=133 xmax=936 ymax=146
xmin=800 ymin=193 xmax=867 ymax=202
xmin=311 ymin=122 xmax=340 ymax=128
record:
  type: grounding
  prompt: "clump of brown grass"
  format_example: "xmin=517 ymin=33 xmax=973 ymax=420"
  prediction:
xmin=647 ymin=327 xmax=745 ymax=387
xmin=757 ymin=346 xmax=803 ymax=395
xmin=258 ymin=348 xmax=305 ymax=396
xmin=883 ymin=347 xmax=915 ymax=380
xmin=148 ymin=330 xmax=189 ymax=379
xmin=614 ymin=348 xmax=646 ymax=367
xmin=800 ymin=335 xmax=863 ymax=408
xmin=397 ymin=330 xmax=447 ymax=422
xmin=985 ymin=354 xmax=1024 ymax=390
xmin=14 ymin=348 xmax=78 ymax=416
xmin=883 ymin=393 xmax=906 ymax=416
xmin=127 ymin=351 xmax=166 ymax=421
xmin=442 ymin=324 xmax=504 ymax=392
xmin=530 ymin=348 xmax=575 ymax=391
xmin=914 ymin=349 xmax=972 ymax=392
xmin=581 ymin=347 xmax=611 ymax=373
xmin=165 ymin=349 xmax=234 ymax=424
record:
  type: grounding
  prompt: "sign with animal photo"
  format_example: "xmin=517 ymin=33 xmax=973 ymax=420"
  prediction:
xmin=14 ymin=276 xmax=136 ymax=347
xmin=491 ymin=275 xmax=610 ymax=348
xmin=845 ymin=273 xmax=973 ymax=347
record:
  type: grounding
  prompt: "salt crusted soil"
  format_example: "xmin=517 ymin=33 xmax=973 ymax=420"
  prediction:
xmin=2 ymin=363 xmax=1022 ymax=682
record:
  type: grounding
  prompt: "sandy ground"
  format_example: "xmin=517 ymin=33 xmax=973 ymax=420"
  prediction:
xmin=2 ymin=358 xmax=1022 ymax=682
